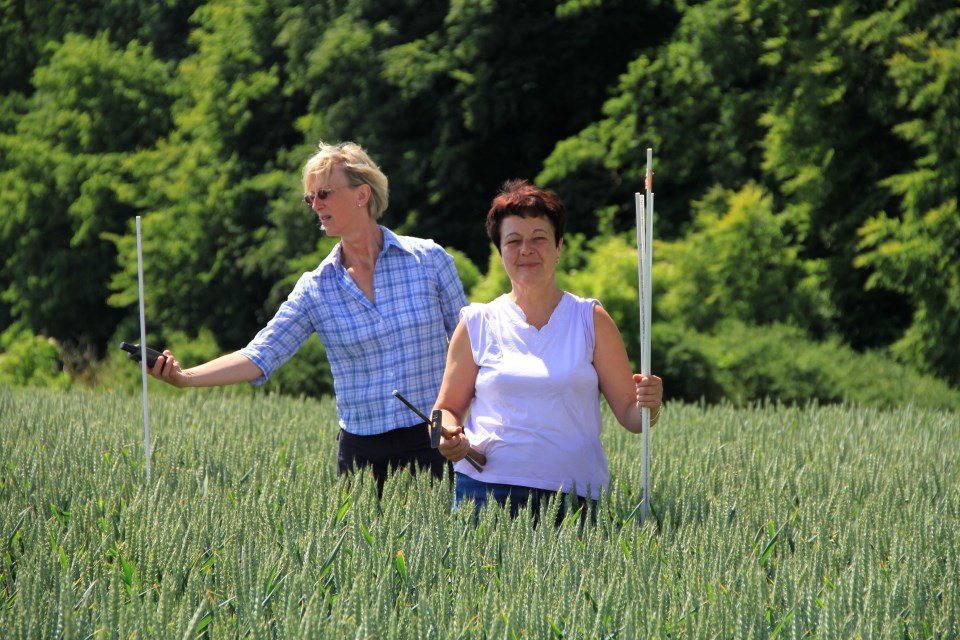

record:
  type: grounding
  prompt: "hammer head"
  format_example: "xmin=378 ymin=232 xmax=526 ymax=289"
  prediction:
xmin=430 ymin=410 xmax=443 ymax=448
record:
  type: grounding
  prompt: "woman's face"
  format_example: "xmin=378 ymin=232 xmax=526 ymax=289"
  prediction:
xmin=499 ymin=214 xmax=561 ymax=287
xmin=305 ymin=165 xmax=360 ymax=236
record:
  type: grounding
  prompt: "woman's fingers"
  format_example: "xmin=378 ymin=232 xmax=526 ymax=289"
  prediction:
xmin=438 ymin=427 xmax=470 ymax=462
xmin=633 ymin=373 xmax=663 ymax=407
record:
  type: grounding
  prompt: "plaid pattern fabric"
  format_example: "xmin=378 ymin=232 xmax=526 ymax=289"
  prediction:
xmin=240 ymin=227 xmax=467 ymax=435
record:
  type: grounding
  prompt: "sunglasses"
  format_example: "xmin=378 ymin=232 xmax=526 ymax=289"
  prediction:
xmin=303 ymin=185 xmax=350 ymax=206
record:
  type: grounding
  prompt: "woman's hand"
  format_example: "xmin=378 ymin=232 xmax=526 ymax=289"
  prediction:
xmin=634 ymin=373 xmax=663 ymax=410
xmin=633 ymin=373 xmax=663 ymax=428
xmin=438 ymin=425 xmax=471 ymax=462
xmin=146 ymin=351 xmax=263 ymax=388
xmin=148 ymin=350 xmax=187 ymax=387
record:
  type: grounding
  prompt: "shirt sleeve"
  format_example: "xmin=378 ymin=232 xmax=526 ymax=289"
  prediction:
xmin=238 ymin=274 xmax=317 ymax=386
xmin=580 ymin=297 xmax=601 ymax=355
xmin=433 ymin=246 xmax=469 ymax=339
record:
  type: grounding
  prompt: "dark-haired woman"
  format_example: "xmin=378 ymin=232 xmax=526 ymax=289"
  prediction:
xmin=432 ymin=179 xmax=662 ymax=518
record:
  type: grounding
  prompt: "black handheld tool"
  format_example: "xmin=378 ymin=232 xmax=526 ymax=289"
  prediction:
xmin=393 ymin=390 xmax=486 ymax=472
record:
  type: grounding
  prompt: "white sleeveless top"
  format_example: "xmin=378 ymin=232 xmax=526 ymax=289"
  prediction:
xmin=456 ymin=292 xmax=609 ymax=498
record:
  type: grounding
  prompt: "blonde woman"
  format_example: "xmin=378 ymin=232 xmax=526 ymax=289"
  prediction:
xmin=150 ymin=142 xmax=467 ymax=491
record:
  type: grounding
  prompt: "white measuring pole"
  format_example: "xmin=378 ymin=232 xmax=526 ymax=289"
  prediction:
xmin=136 ymin=216 xmax=151 ymax=484
xmin=635 ymin=148 xmax=654 ymax=525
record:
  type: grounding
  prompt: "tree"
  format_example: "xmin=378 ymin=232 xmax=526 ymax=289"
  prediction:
xmin=857 ymin=11 xmax=960 ymax=385
xmin=280 ymin=0 xmax=670 ymax=265
xmin=541 ymin=0 xmax=958 ymax=356
xmin=752 ymin=0 xmax=918 ymax=349
xmin=0 ymin=0 xmax=199 ymax=122
xmin=109 ymin=0 xmax=302 ymax=349
xmin=539 ymin=0 xmax=770 ymax=240
xmin=0 ymin=33 xmax=175 ymax=352
xmin=655 ymin=183 xmax=829 ymax=333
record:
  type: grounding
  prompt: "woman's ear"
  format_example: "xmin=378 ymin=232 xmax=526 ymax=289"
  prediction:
xmin=356 ymin=184 xmax=371 ymax=208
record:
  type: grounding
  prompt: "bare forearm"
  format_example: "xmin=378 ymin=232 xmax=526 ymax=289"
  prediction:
xmin=153 ymin=351 xmax=263 ymax=388
xmin=436 ymin=408 xmax=466 ymax=428
xmin=180 ymin=352 xmax=262 ymax=387
xmin=608 ymin=373 xmax=664 ymax=433
xmin=617 ymin=401 xmax=661 ymax=434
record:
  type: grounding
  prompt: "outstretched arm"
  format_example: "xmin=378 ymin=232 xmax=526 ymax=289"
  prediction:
xmin=149 ymin=351 xmax=263 ymax=388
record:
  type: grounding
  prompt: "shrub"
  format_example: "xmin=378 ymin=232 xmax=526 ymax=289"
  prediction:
xmin=0 ymin=326 xmax=70 ymax=389
xmin=655 ymin=321 xmax=960 ymax=409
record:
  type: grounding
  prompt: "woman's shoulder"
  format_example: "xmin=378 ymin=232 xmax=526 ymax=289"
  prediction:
xmin=460 ymin=295 xmax=509 ymax=321
xmin=559 ymin=292 xmax=604 ymax=336
xmin=386 ymin=228 xmax=442 ymax=255
xmin=562 ymin=290 xmax=601 ymax=310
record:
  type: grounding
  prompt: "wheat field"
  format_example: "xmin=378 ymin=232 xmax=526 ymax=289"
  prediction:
xmin=0 ymin=386 xmax=957 ymax=638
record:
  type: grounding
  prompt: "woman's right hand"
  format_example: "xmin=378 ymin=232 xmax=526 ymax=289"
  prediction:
xmin=438 ymin=425 xmax=471 ymax=462
xmin=148 ymin=350 xmax=186 ymax=387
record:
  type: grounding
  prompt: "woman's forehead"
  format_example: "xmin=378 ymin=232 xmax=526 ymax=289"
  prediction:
xmin=501 ymin=214 xmax=553 ymax=234
xmin=307 ymin=164 xmax=343 ymax=188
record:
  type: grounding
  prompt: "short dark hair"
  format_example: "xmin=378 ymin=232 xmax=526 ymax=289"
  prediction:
xmin=485 ymin=179 xmax=566 ymax=253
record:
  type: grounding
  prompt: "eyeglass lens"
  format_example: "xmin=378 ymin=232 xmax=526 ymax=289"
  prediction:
xmin=303 ymin=188 xmax=336 ymax=205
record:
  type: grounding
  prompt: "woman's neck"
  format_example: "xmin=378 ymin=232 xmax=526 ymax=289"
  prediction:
xmin=509 ymin=284 xmax=563 ymax=329
xmin=340 ymin=221 xmax=383 ymax=271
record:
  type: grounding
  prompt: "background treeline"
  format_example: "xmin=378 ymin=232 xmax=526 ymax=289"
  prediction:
xmin=1 ymin=0 xmax=958 ymax=408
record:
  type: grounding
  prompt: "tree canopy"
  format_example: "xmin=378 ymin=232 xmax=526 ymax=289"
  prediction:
xmin=1 ymin=0 xmax=958 ymax=399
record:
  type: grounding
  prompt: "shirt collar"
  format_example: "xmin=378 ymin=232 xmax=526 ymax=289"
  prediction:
xmin=318 ymin=226 xmax=412 ymax=273
xmin=379 ymin=226 xmax=409 ymax=256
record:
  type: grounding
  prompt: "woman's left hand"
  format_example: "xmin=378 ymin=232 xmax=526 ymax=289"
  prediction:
xmin=438 ymin=425 xmax=471 ymax=462
xmin=633 ymin=373 xmax=663 ymax=410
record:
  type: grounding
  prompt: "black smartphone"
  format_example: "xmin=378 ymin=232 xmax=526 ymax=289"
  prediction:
xmin=119 ymin=342 xmax=163 ymax=369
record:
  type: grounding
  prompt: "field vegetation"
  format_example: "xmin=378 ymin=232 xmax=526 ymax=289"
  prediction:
xmin=1 ymin=386 xmax=956 ymax=637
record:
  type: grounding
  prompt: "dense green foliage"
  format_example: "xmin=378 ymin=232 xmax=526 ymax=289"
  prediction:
xmin=0 ymin=386 xmax=957 ymax=637
xmin=1 ymin=0 xmax=958 ymax=399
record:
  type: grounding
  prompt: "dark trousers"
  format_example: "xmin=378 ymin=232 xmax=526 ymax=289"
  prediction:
xmin=337 ymin=423 xmax=451 ymax=494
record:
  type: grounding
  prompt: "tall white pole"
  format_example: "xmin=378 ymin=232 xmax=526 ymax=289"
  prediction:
xmin=136 ymin=216 xmax=151 ymax=484
xmin=635 ymin=148 xmax=654 ymax=525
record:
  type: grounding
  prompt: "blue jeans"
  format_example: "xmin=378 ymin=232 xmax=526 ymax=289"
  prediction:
xmin=454 ymin=472 xmax=593 ymax=523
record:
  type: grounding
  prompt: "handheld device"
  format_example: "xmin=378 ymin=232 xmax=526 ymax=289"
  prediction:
xmin=119 ymin=342 xmax=163 ymax=369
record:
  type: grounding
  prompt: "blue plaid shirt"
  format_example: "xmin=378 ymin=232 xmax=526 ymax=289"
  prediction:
xmin=240 ymin=227 xmax=467 ymax=435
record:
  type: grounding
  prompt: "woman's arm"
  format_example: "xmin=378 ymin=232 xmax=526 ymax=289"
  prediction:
xmin=592 ymin=305 xmax=662 ymax=433
xmin=149 ymin=351 xmax=263 ymax=388
xmin=432 ymin=320 xmax=479 ymax=461
xmin=435 ymin=248 xmax=470 ymax=339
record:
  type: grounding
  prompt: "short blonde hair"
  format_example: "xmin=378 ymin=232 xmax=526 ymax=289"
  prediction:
xmin=302 ymin=141 xmax=390 ymax=219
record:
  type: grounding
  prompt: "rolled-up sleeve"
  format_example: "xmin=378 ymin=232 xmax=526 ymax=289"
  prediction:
xmin=239 ymin=274 xmax=316 ymax=386
xmin=434 ymin=247 xmax=469 ymax=339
